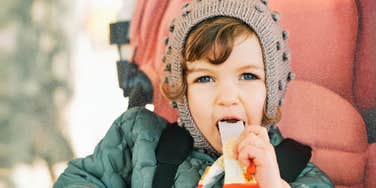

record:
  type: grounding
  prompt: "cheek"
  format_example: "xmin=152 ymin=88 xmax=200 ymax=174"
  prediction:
xmin=243 ymin=83 xmax=266 ymax=102
xmin=187 ymin=85 xmax=222 ymax=152
xmin=187 ymin=86 xmax=213 ymax=124
xmin=243 ymin=84 xmax=267 ymax=123
xmin=254 ymin=87 xmax=267 ymax=106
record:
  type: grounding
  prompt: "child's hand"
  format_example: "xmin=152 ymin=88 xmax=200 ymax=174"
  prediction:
xmin=234 ymin=125 xmax=287 ymax=188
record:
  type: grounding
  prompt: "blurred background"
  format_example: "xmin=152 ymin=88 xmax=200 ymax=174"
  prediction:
xmin=0 ymin=0 xmax=136 ymax=187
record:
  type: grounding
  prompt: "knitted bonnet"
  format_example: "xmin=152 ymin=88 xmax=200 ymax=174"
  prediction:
xmin=162 ymin=0 xmax=294 ymax=156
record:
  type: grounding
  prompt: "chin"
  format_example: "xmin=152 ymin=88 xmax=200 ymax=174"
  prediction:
xmin=216 ymin=147 xmax=223 ymax=154
xmin=211 ymin=140 xmax=223 ymax=154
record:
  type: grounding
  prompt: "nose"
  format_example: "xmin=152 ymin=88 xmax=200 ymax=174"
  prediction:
xmin=215 ymin=81 xmax=240 ymax=106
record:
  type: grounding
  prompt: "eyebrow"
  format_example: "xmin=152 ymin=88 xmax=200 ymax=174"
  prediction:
xmin=186 ymin=64 xmax=264 ymax=74
xmin=186 ymin=67 xmax=210 ymax=74
xmin=237 ymin=64 xmax=264 ymax=71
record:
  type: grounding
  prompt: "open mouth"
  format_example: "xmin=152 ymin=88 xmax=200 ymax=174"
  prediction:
xmin=216 ymin=118 xmax=245 ymax=131
xmin=220 ymin=119 xmax=241 ymax=123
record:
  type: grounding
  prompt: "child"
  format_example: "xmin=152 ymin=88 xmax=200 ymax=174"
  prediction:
xmin=54 ymin=0 xmax=334 ymax=187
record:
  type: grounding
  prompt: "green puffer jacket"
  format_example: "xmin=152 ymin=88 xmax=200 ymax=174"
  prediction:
xmin=54 ymin=107 xmax=334 ymax=188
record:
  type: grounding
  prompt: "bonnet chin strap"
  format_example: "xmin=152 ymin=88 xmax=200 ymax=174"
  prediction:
xmin=152 ymin=124 xmax=312 ymax=187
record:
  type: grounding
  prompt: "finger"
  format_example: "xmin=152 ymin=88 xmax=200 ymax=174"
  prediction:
xmin=234 ymin=130 xmax=249 ymax=159
xmin=234 ymin=126 xmax=268 ymax=159
xmin=237 ymin=132 xmax=268 ymax=152
xmin=237 ymin=145 xmax=264 ymax=167
xmin=244 ymin=125 xmax=270 ymax=142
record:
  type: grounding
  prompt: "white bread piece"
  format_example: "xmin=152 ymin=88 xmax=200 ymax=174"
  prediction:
xmin=218 ymin=121 xmax=247 ymax=184
xmin=198 ymin=156 xmax=224 ymax=187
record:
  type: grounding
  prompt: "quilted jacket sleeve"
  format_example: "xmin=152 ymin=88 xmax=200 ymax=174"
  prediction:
xmin=290 ymin=162 xmax=334 ymax=188
xmin=53 ymin=107 xmax=167 ymax=188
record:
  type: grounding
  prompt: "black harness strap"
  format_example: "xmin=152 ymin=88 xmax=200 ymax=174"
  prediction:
xmin=152 ymin=124 xmax=312 ymax=187
xmin=152 ymin=123 xmax=193 ymax=188
xmin=275 ymin=138 xmax=312 ymax=183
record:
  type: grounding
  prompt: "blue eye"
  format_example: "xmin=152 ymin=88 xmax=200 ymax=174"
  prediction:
xmin=241 ymin=73 xmax=258 ymax=80
xmin=195 ymin=76 xmax=214 ymax=83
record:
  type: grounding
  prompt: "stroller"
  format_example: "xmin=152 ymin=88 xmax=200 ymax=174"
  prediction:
xmin=110 ymin=0 xmax=376 ymax=187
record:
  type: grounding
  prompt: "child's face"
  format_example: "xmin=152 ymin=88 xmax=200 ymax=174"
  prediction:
xmin=186 ymin=35 xmax=266 ymax=153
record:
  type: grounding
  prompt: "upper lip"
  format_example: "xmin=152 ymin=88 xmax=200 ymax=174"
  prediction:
xmin=215 ymin=115 xmax=245 ymax=125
